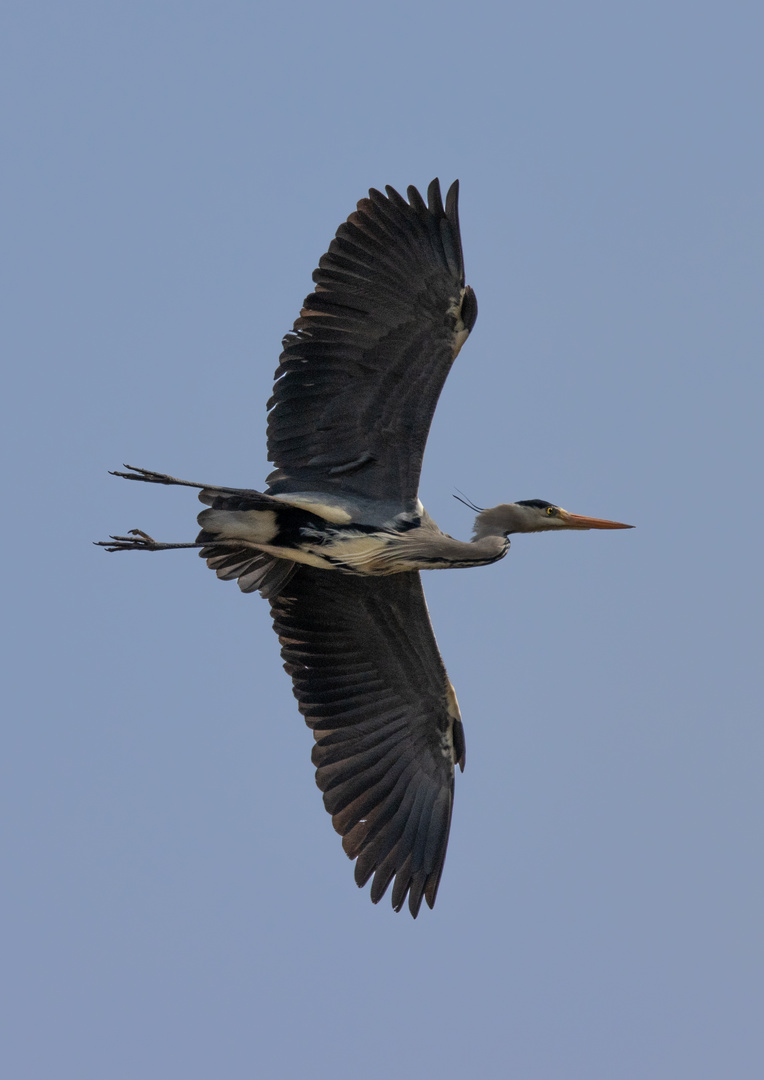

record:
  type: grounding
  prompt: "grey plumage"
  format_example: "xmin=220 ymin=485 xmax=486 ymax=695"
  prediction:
xmin=98 ymin=179 xmax=631 ymax=917
xmin=272 ymin=568 xmax=463 ymax=915
xmin=266 ymin=180 xmax=476 ymax=505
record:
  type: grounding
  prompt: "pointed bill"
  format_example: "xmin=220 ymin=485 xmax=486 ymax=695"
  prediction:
xmin=558 ymin=510 xmax=634 ymax=529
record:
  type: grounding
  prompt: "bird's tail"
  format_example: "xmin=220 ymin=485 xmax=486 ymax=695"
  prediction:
xmin=196 ymin=538 xmax=297 ymax=598
xmin=108 ymin=467 xmax=299 ymax=597
xmin=196 ymin=489 xmax=298 ymax=598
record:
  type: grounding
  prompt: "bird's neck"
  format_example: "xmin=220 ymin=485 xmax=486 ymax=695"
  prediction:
xmin=468 ymin=534 xmax=511 ymax=564
xmin=472 ymin=504 xmax=528 ymax=539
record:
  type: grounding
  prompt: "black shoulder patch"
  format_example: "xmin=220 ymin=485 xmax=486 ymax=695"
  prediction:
xmin=460 ymin=286 xmax=478 ymax=332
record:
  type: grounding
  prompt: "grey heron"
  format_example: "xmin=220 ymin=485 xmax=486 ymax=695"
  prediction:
xmin=99 ymin=180 xmax=632 ymax=917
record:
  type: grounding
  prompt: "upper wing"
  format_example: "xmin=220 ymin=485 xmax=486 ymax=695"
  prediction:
xmin=269 ymin=567 xmax=466 ymax=917
xmin=266 ymin=179 xmax=478 ymax=507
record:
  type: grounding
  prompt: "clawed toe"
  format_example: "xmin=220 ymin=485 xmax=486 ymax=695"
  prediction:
xmin=94 ymin=531 xmax=159 ymax=552
xmin=109 ymin=465 xmax=182 ymax=485
xmin=94 ymin=532 xmax=203 ymax=552
xmin=109 ymin=465 xmax=210 ymax=489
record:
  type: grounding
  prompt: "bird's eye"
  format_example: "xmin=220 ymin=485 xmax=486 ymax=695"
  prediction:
xmin=546 ymin=506 xmax=557 ymax=516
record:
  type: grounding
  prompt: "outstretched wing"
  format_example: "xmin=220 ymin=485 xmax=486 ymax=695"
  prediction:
xmin=269 ymin=568 xmax=466 ymax=917
xmin=266 ymin=179 xmax=478 ymax=508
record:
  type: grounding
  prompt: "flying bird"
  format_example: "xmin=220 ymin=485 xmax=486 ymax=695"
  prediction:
xmin=99 ymin=179 xmax=632 ymax=917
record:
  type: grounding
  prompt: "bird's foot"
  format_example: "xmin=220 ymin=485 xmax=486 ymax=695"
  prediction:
xmin=108 ymin=464 xmax=258 ymax=499
xmin=109 ymin=465 xmax=199 ymax=487
xmin=94 ymin=530 xmax=201 ymax=553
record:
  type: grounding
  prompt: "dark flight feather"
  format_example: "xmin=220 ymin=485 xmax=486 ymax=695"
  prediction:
xmin=266 ymin=180 xmax=477 ymax=508
xmin=270 ymin=567 xmax=462 ymax=916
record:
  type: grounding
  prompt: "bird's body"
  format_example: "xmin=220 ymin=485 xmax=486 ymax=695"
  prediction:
xmin=199 ymin=490 xmax=510 ymax=576
xmin=100 ymin=180 xmax=631 ymax=916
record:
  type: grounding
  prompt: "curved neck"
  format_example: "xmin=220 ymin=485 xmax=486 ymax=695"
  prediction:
xmin=472 ymin=504 xmax=535 ymax=538
xmin=399 ymin=529 xmax=509 ymax=569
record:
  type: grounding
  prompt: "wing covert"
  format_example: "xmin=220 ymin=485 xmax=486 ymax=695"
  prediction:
xmin=269 ymin=567 xmax=465 ymax=916
xmin=266 ymin=179 xmax=477 ymax=507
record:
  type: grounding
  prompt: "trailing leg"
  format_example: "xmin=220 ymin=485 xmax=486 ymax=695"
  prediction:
xmin=94 ymin=529 xmax=210 ymax=553
xmin=110 ymin=464 xmax=260 ymax=497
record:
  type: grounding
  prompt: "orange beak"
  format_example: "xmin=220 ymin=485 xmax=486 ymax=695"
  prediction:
xmin=558 ymin=510 xmax=634 ymax=530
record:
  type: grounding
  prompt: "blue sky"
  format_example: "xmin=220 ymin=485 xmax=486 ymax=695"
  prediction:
xmin=3 ymin=3 xmax=763 ymax=1077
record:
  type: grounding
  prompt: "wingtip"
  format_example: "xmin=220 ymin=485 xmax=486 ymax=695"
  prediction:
xmin=427 ymin=177 xmax=445 ymax=217
xmin=445 ymin=178 xmax=460 ymax=215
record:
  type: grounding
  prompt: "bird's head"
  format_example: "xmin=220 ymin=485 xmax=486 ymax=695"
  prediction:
xmin=472 ymin=499 xmax=633 ymax=538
